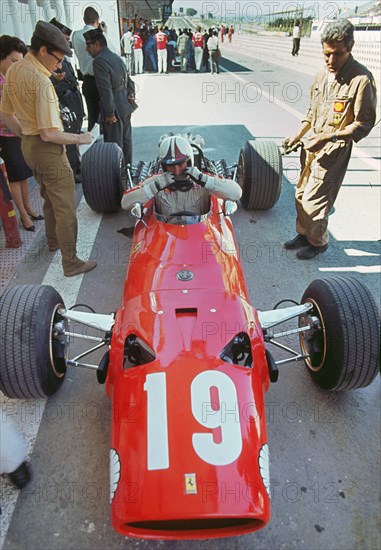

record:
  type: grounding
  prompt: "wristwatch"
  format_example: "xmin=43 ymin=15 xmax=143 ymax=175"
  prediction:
xmin=331 ymin=132 xmax=338 ymax=142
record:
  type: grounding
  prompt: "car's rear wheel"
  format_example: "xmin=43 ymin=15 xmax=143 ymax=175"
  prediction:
xmin=0 ymin=285 xmax=67 ymax=398
xmin=299 ymin=276 xmax=380 ymax=390
xmin=237 ymin=140 xmax=282 ymax=210
xmin=81 ymin=141 xmax=125 ymax=212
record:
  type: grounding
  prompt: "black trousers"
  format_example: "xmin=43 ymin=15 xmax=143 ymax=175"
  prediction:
xmin=103 ymin=114 xmax=132 ymax=165
xmin=62 ymin=91 xmax=83 ymax=173
xmin=292 ymin=38 xmax=300 ymax=56
xmin=82 ymin=75 xmax=100 ymax=131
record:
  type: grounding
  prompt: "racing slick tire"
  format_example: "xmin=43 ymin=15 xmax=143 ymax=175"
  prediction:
xmin=0 ymin=285 xmax=67 ymax=398
xmin=81 ymin=141 xmax=125 ymax=212
xmin=237 ymin=140 xmax=282 ymax=210
xmin=299 ymin=276 xmax=380 ymax=391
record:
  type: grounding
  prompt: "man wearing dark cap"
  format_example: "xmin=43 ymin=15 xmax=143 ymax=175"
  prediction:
xmin=50 ymin=18 xmax=84 ymax=182
xmin=0 ymin=20 xmax=96 ymax=277
xmin=49 ymin=17 xmax=72 ymax=37
xmin=84 ymin=27 xmax=136 ymax=165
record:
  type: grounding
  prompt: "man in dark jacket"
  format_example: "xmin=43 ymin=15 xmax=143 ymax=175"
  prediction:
xmin=50 ymin=18 xmax=84 ymax=181
xmin=84 ymin=27 xmax=136 ymax=164
xmin=144 ymin=30 xmax=158 ymax=72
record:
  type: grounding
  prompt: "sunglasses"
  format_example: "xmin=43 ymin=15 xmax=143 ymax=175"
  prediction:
xmin=48 ymin=51 xmax=65 ymax=64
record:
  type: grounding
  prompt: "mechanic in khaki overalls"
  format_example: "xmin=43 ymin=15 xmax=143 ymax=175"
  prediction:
xmin=284 ymin=19 xmax=377 ymax=260
xmin=121 ymin=135 xmax=242 ymax=222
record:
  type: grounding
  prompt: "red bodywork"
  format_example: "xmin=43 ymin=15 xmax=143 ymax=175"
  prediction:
xmin=106 ymin=197 xmax=271 ymax=539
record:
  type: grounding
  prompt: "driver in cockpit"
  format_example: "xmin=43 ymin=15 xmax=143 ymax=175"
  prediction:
xmin=121 ymin=135 xmax=242 ymax=220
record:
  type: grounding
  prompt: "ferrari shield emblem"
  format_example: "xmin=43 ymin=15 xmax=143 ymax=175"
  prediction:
xmin=333 ymin=100 xmax=345 ymax=112
xmin=185 ymin=473 xmax=197 ymax=494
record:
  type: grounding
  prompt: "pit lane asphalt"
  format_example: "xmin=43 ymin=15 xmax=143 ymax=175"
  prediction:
xmin=1 ymin=42 xmax=380 ymax=550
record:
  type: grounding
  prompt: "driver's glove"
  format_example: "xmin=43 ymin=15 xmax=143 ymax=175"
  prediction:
xmin=143 ymin=172 xmax=175 ymax=199
xmin=186 ymin=167 xmax=214 ymax=188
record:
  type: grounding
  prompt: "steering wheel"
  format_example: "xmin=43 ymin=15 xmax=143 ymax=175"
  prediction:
xmin=168 ymin=211 xmax=196 ymax=218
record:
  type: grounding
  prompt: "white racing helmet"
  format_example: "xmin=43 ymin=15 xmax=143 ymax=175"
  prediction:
xmin=159 ymin=136 xmax=194 ymax=170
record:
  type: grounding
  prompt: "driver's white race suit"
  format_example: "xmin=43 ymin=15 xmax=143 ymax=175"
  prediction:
xmin=121 ymin=171 xmax=242 ymax=218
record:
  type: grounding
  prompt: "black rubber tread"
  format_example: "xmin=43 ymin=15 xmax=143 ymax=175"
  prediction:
xmin=238 ymin=140 xmax=282 ymax=210
xmin=301 ymin=276 xmax=380 ymax=391
xmin=0 ymin=285 xmax=66 ymax=398
xmin=81 ymin=142 xmax=124 ymax=212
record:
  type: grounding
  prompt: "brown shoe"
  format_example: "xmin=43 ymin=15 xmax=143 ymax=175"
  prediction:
xmin=64 ymin=260 xmax=97 ymax=277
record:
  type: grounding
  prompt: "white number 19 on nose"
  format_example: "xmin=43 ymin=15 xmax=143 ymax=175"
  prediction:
xmin=144 ymin=371 xmax=243 ymax=471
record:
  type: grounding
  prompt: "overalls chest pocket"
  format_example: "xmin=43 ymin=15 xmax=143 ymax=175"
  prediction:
xmin=327 ymin=96 xmax=353 ymax=128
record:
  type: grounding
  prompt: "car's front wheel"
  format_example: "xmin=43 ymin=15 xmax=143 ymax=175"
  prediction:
xmin=0 ymin=285 xmax=67 ymax=398
xmin=299 ymin=276 xmax=380 ymax=390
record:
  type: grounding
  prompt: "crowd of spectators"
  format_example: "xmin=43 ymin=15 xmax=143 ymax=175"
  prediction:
xmin=121 ymin=20 xmax=234 ymax=74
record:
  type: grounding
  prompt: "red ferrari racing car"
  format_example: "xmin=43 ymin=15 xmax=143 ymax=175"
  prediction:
xmin=0 ymin=136 xmax=379 ymax=540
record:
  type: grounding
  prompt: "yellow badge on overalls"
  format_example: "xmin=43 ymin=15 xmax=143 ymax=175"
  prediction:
xmin=333 ymin=114 xmax=341 ymax=125
xmin=333 ymin=101 xmax=345 ymax=125
xmin=334 ymin=101 xmax=345 ymax=112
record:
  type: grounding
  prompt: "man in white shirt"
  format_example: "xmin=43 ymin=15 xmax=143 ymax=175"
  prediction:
xmin=292 ymin=19 xmax=301 ymax=56
xmin=71 ymin=6 xmax=100 ymax=130
xmin=207 ymin=30 xmax=220 ymax=74
xmin=121 ymin=26 xmax=134 ymax=74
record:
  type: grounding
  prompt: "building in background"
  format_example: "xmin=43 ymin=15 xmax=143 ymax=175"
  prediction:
xmin=0 ymin=0 xmax=174 ymax=48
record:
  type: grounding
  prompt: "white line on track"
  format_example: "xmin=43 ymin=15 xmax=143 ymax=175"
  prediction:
xmin=42 ymin=198 xmax=102 ymax=304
